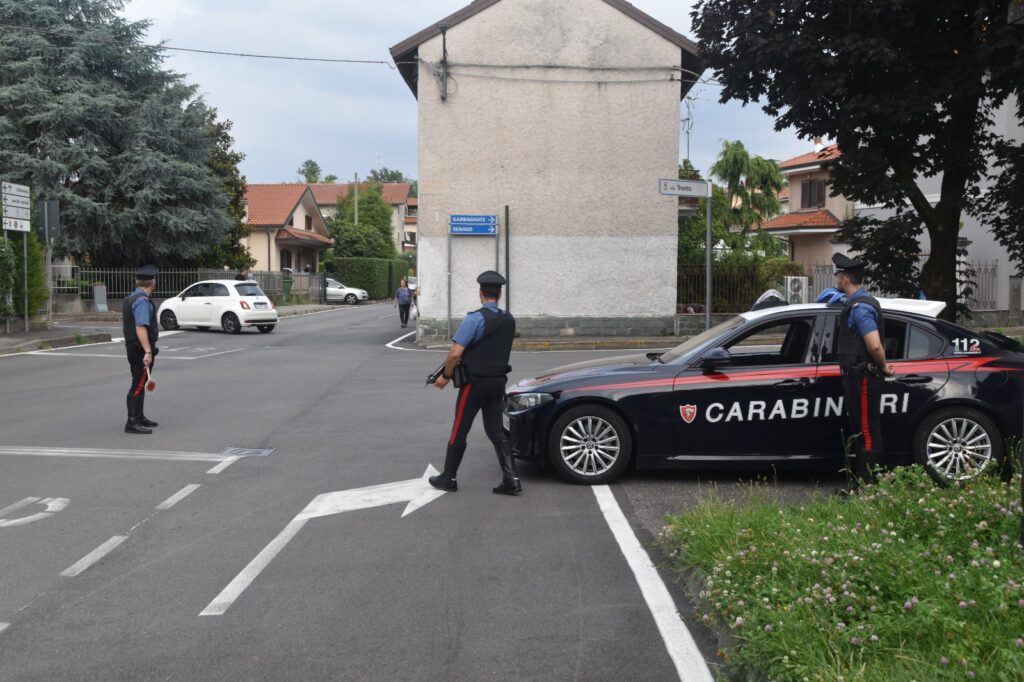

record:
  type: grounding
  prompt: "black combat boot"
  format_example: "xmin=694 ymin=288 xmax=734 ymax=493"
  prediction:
xmin=125 ymin=395 xmax=152 ymax=434
xmin=137 ymin=392 xmax=158 ymax=428
xmin=492 ymin=440 xmax=522 ymax=495
xmin=429 ymin=444 xmax=464 ymax=491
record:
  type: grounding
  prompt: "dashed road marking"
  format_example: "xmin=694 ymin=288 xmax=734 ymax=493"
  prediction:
xmin=207 ymin=456 xmax=241 ymax=475
xmin=61 ymin=536 xmax=128 ymax=577
xmin=0 ymin=623 xmax=8 ymax=636
xmin=156 ymin=484 xmax=201 ymax=511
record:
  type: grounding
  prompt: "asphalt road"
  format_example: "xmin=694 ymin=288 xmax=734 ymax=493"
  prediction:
xmin=0 ymin=304 xmax=842 ymax=680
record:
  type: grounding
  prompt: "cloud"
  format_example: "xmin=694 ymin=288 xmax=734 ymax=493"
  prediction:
xmin=120 ymin=0 xmax=810 ymax=182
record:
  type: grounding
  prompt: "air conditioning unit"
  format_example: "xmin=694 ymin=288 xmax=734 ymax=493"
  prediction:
xmin=784 ymin=276 xmax=809 ymax=305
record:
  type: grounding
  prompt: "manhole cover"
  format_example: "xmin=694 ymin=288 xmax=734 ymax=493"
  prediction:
xmin=221 ymin=447 xmax=275 ymax=458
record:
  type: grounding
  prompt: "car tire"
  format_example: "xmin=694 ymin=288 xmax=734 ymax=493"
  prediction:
xmin=345 ymin=294 xmax=357 ymax=305
xmin=221 ymin=313 xmax=242 ymax=335
xmin=912 ymin=407 xmax=1003 ymax=485
xmin=159 ymin=310 xmax=178 ymax=331
xmin=257 ymin=324 xmax=275 ymax=334
xmin=547 ymin=404 xmax=633 ymax=485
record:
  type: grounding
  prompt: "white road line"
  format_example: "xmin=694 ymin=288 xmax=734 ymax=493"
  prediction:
xmin=190 ymin=348 xmax=245 ymax=360
xmin=61 ymin=536 xmax=128 ymax=577
xmin=0 ymin=623 xmax=8 ymax=636
xmin=199 ymin=518 xmax=308 ymax=616
xmin=206 ymin=456 xmax=241 ymax=475
xmin=156 ymin=484 xmax=201 ymax=511
xmin=592 ymin=486 xmax=713 ymax=682
xmin=0 ymin=497 xmax=42 ymax=519
xmin=0 ymin=446 xmax=225 ymax=463
xmin=386 ymin=331 xmax=435 ymax=353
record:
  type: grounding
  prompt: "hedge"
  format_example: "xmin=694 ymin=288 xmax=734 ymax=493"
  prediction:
xmin=325 ymin=257 xmax=410 ymax=300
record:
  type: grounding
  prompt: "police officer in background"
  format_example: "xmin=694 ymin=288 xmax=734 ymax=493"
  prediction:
xmin=429 ymin=271 xmax=521 ymax=495
xmin=124 ymin=265 xmax=160 ymax=434
xmin=833 ymin=254 xmax=896 ymax=483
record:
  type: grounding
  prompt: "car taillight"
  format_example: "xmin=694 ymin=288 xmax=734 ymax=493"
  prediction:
xmin=240 ymin=301 xmax=251 ymax=310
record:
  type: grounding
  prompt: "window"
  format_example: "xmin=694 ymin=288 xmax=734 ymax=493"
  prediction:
xmin=235 ymin=284 xmax=264 ymax=297
xmin=305 ymin=215 xmax=313 ymax=230
xmin=824 ymin=315 xmax=944 ymax=362
xmin=182 ymin=284 xmax=207 ymax=298
xmin=906 ymin=324 xmax=945 ymax=359
xmin=801 ymin=179 xmax=826 ymax=209
xmin=723 ymin=317 xmax=816 ymax=367
xmin=280 ymin=250 xmax=292 ymax=270
xmin=210 ymin=283 xmax=230 ymax=297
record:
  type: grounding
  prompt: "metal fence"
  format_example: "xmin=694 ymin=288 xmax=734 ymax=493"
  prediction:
xmin=51 ymin=266 xmax=327 ymax=304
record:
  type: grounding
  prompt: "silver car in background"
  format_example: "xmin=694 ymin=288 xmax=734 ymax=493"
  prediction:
xmin=325 ymin=278 xmax=369 ymax=305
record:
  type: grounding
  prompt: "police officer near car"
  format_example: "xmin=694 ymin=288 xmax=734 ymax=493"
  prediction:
xmin=428 ymin=271 xmax=521 ymax=495
xmin=833 ymin=254 xmax=896 ymax=483
xmin=123 ymin=265 xmax=160 ymax=434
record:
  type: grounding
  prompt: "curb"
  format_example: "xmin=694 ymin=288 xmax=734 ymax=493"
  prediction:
xmin=512 ymin=339 xmax=676 ymax=352
xmin=0 ymin=332 xmax=112 ymax=356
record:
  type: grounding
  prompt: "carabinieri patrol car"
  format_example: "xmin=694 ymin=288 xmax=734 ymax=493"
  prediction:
xmin=503 ymin=298 xmax=1024 ymax=485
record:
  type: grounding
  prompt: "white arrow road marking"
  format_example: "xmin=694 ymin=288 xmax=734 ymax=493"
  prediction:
xmin=200 ymin=465 xmax=445 ymax=617
xmin=0 ymin=497 xmax=41 ymax=518
xmin=592 ymin=486 xmax=714 ymax=682
xmin=0 ymin=497 xmax=70 ymax=528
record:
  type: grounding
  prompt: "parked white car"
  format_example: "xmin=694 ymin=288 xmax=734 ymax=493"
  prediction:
xmin=325 ymin=278 xmax=369 ymax=305
xmin=158 ymin=280 xmax=279 ymax=334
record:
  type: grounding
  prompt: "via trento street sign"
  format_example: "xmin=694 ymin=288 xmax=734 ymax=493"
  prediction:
xmin=449 ymin=214 xmax=498 ymax=235
xmin=660 ymin=178 xmax=711 ymax=198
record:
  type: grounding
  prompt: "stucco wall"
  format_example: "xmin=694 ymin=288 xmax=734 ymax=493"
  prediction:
xmin=414 ymin=0 xmax=682 ymax=323
xmin=787 ymin=168 xmax=853 ymax=220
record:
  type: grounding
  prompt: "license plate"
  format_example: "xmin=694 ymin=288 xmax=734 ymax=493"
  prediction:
xmin=255 ymin=302 xmax=267 ymax=309
xmin=502 ymin=412 xmax=510 ymax=431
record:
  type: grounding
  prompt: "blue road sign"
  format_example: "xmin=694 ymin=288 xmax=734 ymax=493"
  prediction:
xmin=449 ymin=214 xmax=498 ymax=235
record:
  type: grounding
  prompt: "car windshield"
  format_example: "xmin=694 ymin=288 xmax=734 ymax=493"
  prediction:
xmin=327 ymin=279 xmax=341 ymax=287
xmin=660 ymin=316 xmax=745 ymax=364
xmin=235 ymin=284 xmax=265 ymax=297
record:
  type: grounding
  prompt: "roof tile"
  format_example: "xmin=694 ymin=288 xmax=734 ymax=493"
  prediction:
xmin=245 ymin=184 xmax=308 ymax=226
xmin=310 ymin=183 xmax=410 ymax=207
xmin=760 ymin=209 xmax=841 ymax=231
xmin=779 ymin=144 xmax=841 ymax=170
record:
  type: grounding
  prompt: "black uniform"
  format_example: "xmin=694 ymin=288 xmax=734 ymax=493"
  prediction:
xmin=124 ymin=267 xmax=159 ymax=434
xmin=430 ymin=271 xmax=520 ymax=495
xmin=834 ymin=254 xmax=886 ymax=483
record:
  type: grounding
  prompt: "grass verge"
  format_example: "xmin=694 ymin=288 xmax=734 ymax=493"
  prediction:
xmin=658 ymin=466 xmax=1024 ymax=681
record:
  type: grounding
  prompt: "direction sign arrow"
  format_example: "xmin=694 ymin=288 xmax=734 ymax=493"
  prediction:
xmin=2 ymin=217 xmax=30 ymax=233
xmin=2 ymin=206 xmax=30 ymax=220
xmin=2 ymin=194 xmax=31 ymax=209
xmin=200 ymin=465 xmax=447 ymax=616
xmin=1 ymin=182 xmax=29 ymax=197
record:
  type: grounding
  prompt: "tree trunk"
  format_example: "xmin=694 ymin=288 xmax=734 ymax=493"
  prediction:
xmin=919 ymin=220 xmax=959 ymax=323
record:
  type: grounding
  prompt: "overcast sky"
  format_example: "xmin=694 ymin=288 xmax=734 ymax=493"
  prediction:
xmin=121 ymin=0 xmax=812 ymax=185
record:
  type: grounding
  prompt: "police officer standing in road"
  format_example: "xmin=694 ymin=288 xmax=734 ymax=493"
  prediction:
xmin=833 ymin=254 xmax=895 ymax=483
xmin=429 ymin=271 xmax=521 ymax=495
xmin=124 ymin=265 xmax=160 ymax=434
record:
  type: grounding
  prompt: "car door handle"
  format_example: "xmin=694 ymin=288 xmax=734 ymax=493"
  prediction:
xmin=895 ymin=374 xmax=932 ymax=385
xmin=773 ymin=378 xmax=810 ymax=390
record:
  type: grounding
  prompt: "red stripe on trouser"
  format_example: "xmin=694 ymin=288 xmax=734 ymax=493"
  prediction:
xmin=449 ymin=384 xmax=473 ymax=446
xmin=133 ymin=370 xmax=147 ymax=397
xmin=860 ymin=377 xmax=872 ymax=451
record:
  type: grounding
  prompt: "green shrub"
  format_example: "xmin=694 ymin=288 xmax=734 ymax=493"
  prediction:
xmin=0 ymin=237 xmax=15 ymax=322
xmin=13 ymin=231 xmax=47 ymax=317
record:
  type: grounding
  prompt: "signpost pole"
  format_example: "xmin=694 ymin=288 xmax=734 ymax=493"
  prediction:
xmin=705 ymin=182 xmax=713 ymax=331
xmin=22 ymin=231 xmax=28 ymax=332
xmin=2 ymin=229 xmax=8 ymax=334
xmin=505 ymin=205 xmax=510 ymax=313
xmin=447 ymin=232 xmax=452 ymax=340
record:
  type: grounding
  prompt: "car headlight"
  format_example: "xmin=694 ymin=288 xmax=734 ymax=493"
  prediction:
xmin=507 ymin=393 xmax=554 ymax=410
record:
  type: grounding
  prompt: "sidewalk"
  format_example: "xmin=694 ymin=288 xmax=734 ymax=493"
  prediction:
xmin=418 ymin=336 xmax=679 ymax=352
xmin=0 ymin=304 xmax=343 ymax=356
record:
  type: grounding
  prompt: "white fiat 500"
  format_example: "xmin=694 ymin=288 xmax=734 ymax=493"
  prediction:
xmin=158 ymin=280 xmax=279 ymax=334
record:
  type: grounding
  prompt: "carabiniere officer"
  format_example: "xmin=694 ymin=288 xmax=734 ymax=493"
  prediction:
xmin=429 ymin=271 xmax=521 ymax=495
xmin=124 ymin=265 xmax=160 ymax=434
xmin=833 ymin=253 xmax=895 ymax=483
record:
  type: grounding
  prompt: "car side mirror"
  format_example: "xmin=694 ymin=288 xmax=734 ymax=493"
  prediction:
xmin=180 ymin=294 xmax=187 ymax=300
xmin=701 ymin=347 xmax=731 ymax=370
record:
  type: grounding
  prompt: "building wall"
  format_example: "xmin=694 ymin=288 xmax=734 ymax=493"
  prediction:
xmin=787 ymin=168 xmax=853 ymax=220
xmin=415 ymin=0 xmax=682 ymax=329
xmin=243 ymin=230 xmax=278 ymax=271
xmin=790 ymin=233 xmax=842 ymax=266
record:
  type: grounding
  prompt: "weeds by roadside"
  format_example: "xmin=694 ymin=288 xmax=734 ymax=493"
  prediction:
xmin=659 ymin=466 xmax=1024 ymax=681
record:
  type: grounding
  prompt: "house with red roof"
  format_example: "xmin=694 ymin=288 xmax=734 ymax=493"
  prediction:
xmin=759 ymin=143 xmax=854 ymax=266
xmin=310 ymin=182 xmax=414 ymax=253
xmin=242 ymin=184 xmax=334 ymax=272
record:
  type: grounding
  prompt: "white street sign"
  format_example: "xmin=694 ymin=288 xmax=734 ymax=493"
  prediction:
xmin=0 ymin=497 xmax=70 ymax=528
xmin=3 ymin=193 xmax=30 ymax=209
xmin=660 ymin=178 xmax=711 ymax=198
xmin=2 ymin=206 xmax=30 ymax=220
xmin=200 ymin=465 xmax=447 ymax=616
xmin=1 ymin=182 xmax=29 ymax=198
xmin=2 ymin=217 xmax=30 ymax=233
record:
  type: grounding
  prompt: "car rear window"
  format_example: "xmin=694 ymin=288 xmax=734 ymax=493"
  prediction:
xmin=235 ymin=284 xmax=265 ymax=297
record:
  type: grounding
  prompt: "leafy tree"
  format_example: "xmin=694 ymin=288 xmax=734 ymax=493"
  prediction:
xmin=297 ymin=160 xmax=322 ymax=184
xmin=677 ymin=162 xmax=732 ymax=264
xmin=12 ymin=230 xmax=46 ymax=317
xmin=708 ymin=140 xmax=784 ymax=232
xmin=323 ymin=174 xmax=338 ymax=184
xmin=692 ymin=0 xmax=1024 ymax=320
xmin=0 ymin=0 xmax=234 ymax=267
xmin=332 ymin=185 xmax=394 ymax=238
xmin=368 ymin=167 xmax=407 ymax=183
xmin=332 ymin=224 xmax=395 ymax=259
xmin=0 ymin=237 xmax=15 ymax=322
xmin=196 ymin=116 xmax=254 ymax=270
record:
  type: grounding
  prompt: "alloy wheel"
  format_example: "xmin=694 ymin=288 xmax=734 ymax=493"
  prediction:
xmin=926 ymin=417 xmax=993 ymax=482
xmin=559 ymin=416 xmax=621 ymax=477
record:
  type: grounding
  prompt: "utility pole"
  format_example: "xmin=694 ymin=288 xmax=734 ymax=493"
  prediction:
xmin=354 ymin=172 xmax=360 ymax=226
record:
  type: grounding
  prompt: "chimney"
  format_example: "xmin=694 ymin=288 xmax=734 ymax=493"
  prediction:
xmin=814 ymin=137 xmax=824 ymax=153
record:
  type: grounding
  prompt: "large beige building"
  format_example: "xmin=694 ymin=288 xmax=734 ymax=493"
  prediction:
xmin=391 ymin=0 xmax=700 ymax=339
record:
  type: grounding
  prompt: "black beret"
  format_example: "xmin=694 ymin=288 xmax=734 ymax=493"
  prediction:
xmin=832 ymin=253 xmax=865 ymax=273
xmin=477 ymin=270 xmax=506 ymax=287
xmin=136 ymin=265 xmax=159 ymax=280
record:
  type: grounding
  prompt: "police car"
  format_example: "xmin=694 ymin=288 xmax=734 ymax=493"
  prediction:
xmin=503 ymin=298 xmax=1024 ymax=485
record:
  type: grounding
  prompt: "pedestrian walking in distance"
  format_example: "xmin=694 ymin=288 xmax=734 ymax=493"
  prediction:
xmin=124 ymin=265 xmax=160 ymax=434
xmin=833 ymin=253 xmax=896 ymax=483
xmin=395 ymin=277 xmax=414 ymax=328
xmin=429 ymin=271 xmax=521 ymax=495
